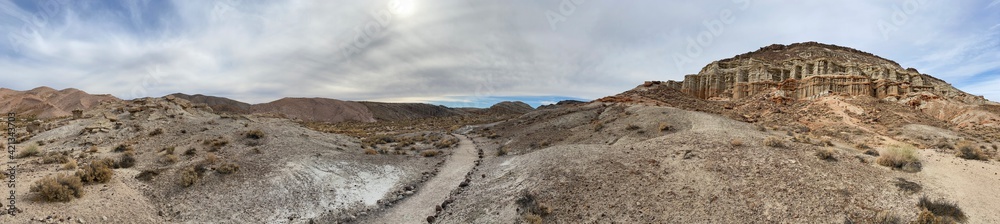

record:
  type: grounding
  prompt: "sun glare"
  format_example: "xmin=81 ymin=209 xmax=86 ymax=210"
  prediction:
xmin=391 ymin=0 xmax=416 ymax=17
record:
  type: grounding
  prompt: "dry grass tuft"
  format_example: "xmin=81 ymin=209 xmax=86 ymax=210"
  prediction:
xmin=363 ymin=148 xmax=378 ymax=155
xmin=17 ymin=144 xmax=41 ymax=158
xmin=149 ymin=128 xmax=164 ymax=136
xmin=815 ymin=148 xmax=836 ymax=161
xmin=917 ymin=196 xmax=966 ymax=223
xmin=763 ymin=136 xmax=785 ymax=148
xmin=62 ymin=159 xmax=78 ymax=170
xmin=876 ymin=146 xmax=921 ymax=172
xmin=420 ymin=150 xmax=440 ymax=157
xmin=205 ymin=153 xmax=218 ymax=164
xmin=244 ymin=129 xmax=265 ymax=140
xmin=522 ymin=214 xmax=543 ymax=224
xmin=730 ymin=139 xmax=743 ymax=147
xmin=30 ymin=174 xmax=84 ymax=202
xmin=871 ymin=211 xmax=902 ymax=224
xmin=179 ymin=166 xmax=201 ymax=187
xmin=76 ymin=159 xmax=115 ymax=183
xmin=216 ymin=162 xmax=239 ymax=174
xmin=41 ymin=152 xmax=69 ymax=164
xmin=955 ymin=141 xmax=988 ymax=160
xmin=115 ymin=152 xmax=136 ymax=168
xmin=87 ymin=146 xmax=99 ymax=153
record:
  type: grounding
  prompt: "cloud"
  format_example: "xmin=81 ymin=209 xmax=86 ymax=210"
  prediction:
xmin=0 ymin=0 xmax=997 ymax=104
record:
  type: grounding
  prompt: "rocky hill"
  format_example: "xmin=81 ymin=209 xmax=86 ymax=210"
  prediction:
xmin=0 ymin=87 xmax=119 ymax=119
xmin=668 ymin=42 xmax=987 ymax=104
xmin=168 ymin=93 xmax=251 ymax=114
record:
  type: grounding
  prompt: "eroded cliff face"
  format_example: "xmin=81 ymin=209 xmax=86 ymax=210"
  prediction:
xmin=671 ymin=42 xmax=987 ymax=105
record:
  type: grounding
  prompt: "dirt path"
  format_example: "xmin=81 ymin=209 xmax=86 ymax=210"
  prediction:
xmin=917 ymin=150 xmax=1000 ymax=223
xmin=367 ymin=134 xmax=478 ymax=224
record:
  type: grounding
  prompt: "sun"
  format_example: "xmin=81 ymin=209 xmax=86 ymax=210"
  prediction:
xmin=390 ymin=0 xmax=416 ymax=17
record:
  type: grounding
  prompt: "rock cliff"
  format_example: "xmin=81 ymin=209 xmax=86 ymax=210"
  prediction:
xmin=669 ymin=42 xmax=987 ymax=104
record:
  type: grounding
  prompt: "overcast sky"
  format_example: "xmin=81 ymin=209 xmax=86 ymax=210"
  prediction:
xmin=1 ymin=0 xmax=998 ymax=108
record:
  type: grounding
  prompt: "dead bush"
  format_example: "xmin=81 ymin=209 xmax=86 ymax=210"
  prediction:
xmin=149 ymin=128 xmax=163 ymax=136
xmin=184 ymin=148 xmax=197 ymax=156
xmin=179 ymin=167 xmax=201 ymax=187
xmin=162 ymin=154 xmax=179 ymax=164
xmin=955 ymin=141 xmax=988 ymax=160
xmin=115 ymin=152 xmax=136 ymax=168
xmin=364 ymin=148 xmax=378 ymax=155
xmin=205 ymin=153 xmax=218 ymax=164
xmin=917 ymin=196 xmax=966 ymax=223
xmin=62 ymin=159 xmax=78 ymax=170
xmin=730 ymin=139 xmax=743 ymax=147
xmin=76 ymin=159 xmax=115 ymax=183
xmin=763 ymin=136 xmax=785 ymax=148
xmin=625 ymin=124 xmax=641 ymax=131
xmin=113 ymin=144 xmax=134 ymax=153
xmin=41 ymin=152 xmax=69 ymax=164
xmin=864 ymin=149 xmax=880 ymax=156
xmin=815 ymin=148 xmax=836 ymax=161
xmin=876 ymin=146 xmax=921 ymax=172
xmin=30 ymin=174 xmax=84 ymax=202
xmin=216 ymin=162 xmax=239 ymax=174
xmin=658 ymin=122 xmax=672 ymax=132
xmin=420 ymin=150 xmax=440 ymax=157
xmin=244 ymin=129 xmax=265 ymax=140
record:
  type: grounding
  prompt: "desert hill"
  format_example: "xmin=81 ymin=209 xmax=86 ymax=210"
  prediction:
xmin=171 ymin=93 xmax=535 ymax=123
xmin=0 ymin=87 xmax=119 ymax=119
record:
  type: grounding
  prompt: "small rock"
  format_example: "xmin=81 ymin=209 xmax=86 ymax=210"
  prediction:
xmin=426 ymin=216 xmax=436 ymax=223
xmin=102 ymin=216 xmax=108 ymax=221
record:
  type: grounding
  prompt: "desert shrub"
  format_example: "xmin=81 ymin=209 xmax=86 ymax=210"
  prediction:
xmin=864 ymin=149 xmax=880 ymax=156
xmin=934 ymin=140 xmax=953 ymax=150
xmin=162 ymin=154 xmax=179 ymax=164
xmin=658 ymin=122 xmax=672 ymax=132
xmin=30 ymin=174 xmax=84 ymax=202
xmin=113 ymin=144 xmax=134 ymax=153
xmin=364 ymin=148 xmax=378 ymax=155
xmin=592 ymin=122 xmax=604 ymax=132
xmin=205 ymin=153 xmax=218 ymax=164
xmin=62 ymin=159 xmax=78 ymax=170
xmin=815 ymin=148 xmax=836 ymax=161
xmin=876 ymin=146 xmax=921 ymax=172
xmin=87 ymin=146 xmax=99 ymax=153
xmin=818 ymin=137 xmax=833 ymax=146
xmin=244 ymin=129 xmax=265 ymax=140
xmin=625 ymin=124 xmax=641 ymax=131
xmin=115 ymin=152 xmax=136 ymax=168
xmin=162 ymin=147 xmax=175 ymax=155
xmin=149 ymin=128 xmax=163 ymax=136
xmin=76 ymin=159 xmax=115 ymax=183
xmin=41 ymin=152 xmax=69 ymax=164
xmin=730 ymin=139 xmax=744 ymax=147
xmin=184 ymin=148 xmax=197 ymax=156
xmin=207 ymin=138 xmax=229 ymax=152
xmin=434 ymin=138 xmax=457 ymax=149
xmin=179 ymin=167 xmax=201 ymax=187
xmin=871 ymin=211 xmax=902 ymax=224
xmin=892 ymin=178 xmax=921 ymax=194
xmin=17 ymin=144 xmax=41 ymax=158
xmin=497 ymin=146 xmax=510 ymax=156
xmin=763 ymin=136 xmax=785 ymax=148
xmin=917 ymin=197 xmax=966 ymax=223
xmin=522 ymin=214 xmax=542 ymax=224
xmin=135 ymin=170 xmax=159 ymax=181
xmin=854 ymin=143 xmax=872 ymax=150
xmin=216 ymin=162 xmax=239 ymax=174
xmin=420 ymin=150 xmax=440 ymax=157
xmin=955 ymin=141 xmax=988 ymax=160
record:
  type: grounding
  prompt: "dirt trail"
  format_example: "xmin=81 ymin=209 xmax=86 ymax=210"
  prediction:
xmin=367 ymin=134 xmax=478 ymax=224
xmin=917 ymin=150 xmax=1000 ymax=223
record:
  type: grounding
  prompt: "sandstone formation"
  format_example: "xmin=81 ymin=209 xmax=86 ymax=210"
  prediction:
xmin=669 ymin=42 xmax=987 ymax=105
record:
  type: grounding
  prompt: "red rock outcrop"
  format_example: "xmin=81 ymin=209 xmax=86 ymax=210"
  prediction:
xmin=670 ymin=42 xmax=987 ymax=105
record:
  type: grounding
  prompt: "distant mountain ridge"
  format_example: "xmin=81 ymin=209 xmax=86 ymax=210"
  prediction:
xmin=169 ymin=93 xmax=534 ymax=123
xmin=0 ymin=86 xmax=120 ymax=119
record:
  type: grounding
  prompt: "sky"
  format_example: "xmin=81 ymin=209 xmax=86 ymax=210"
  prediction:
xmin=0 ymin=0 xmax=998 ymax=108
